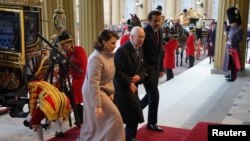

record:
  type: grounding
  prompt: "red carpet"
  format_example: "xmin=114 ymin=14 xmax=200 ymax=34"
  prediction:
xmin=47 ymin=125 xmax=191 ymax=141
xmin=183 ymin=122 xmax=220 ymax=141
xmin=47 ymin=126 xmax=80 ymax=141
xmin=47 ymin=122 xmax=220 ymax=141
xmin=137 ymin=125 xmax=191 ymax=141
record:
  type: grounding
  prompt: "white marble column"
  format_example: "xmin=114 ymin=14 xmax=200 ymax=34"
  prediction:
xmin=165 ymin=0 xmax=176 ymax=19
xmin=111 ymin=0 xmax=120 ymax=25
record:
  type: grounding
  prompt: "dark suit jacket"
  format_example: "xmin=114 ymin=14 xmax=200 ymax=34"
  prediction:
xmin=114 ymin=41 xmax=145 ymax=124
xmin=142 ymin=24 xmax=163 ymax=72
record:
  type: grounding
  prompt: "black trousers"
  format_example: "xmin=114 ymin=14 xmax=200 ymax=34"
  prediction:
xmin=125 ymin=123 xmax=138 ymax=140
xmin=141 ymin=69 xmax=160 ymax=124
xmin=166 ymin=69 xmax=174 ymax=81
xmin=189 ymin=56 xmax=195 ymax=68
xmin=229 ymin=55 xmax=238 ymax=80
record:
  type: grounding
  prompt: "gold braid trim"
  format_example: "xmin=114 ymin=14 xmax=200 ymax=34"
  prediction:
xmin=28 ymin=81 xmax=71 ymax=121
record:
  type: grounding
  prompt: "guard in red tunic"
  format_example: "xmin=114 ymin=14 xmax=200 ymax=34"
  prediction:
xmin=186 ymin=27 xmax=196 ymax=68
xmin=163 ymin=35 xmax=178 ymax=81
xmin=58 ymin=31 xmax=88 ymax=123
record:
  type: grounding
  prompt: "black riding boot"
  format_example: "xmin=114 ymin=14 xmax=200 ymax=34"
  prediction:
xmin=180 ymin=50 xmax=184 ymax=66
xmin=176 ymin=51 xmax=179 ymax=66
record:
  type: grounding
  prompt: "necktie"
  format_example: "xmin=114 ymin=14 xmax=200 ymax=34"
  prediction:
xmin=135 ymin=48 xmax=139 ymax=57
xmin=155 ymin=31 xmax=159 ymax=46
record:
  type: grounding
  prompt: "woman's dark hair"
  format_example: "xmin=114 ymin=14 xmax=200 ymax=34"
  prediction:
xmin=147 ymin=10 xmax=162 ymax=21
xmin=94 ymin=29 xmax=119 ymax=51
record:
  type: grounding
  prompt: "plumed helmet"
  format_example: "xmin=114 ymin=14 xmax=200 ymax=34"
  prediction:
xmin=227 ymin=7 xmax=241 ymax=26
xmin=189 ymin=26 xmax=195 ymax=32
xmin=156 ymin=5 xmax=162 ymax=10
xmin=58 ymin=30 xmax=73 ymax=45
xmin=129 ymin=13 xmax=142 ymax=27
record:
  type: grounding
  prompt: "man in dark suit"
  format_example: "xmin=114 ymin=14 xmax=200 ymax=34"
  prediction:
xmin=141 ymin=10 xmax=164 ymax=132
xmin=114 ymin=26 xmax=146 ymax=141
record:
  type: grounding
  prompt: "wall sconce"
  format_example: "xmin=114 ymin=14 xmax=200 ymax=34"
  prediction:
xmin=53 ymin=0 xmax=66 ymax=32
xmin=197 ymin=1 xmax=203 ymax=8
xmin=135 ymin=2 xmax=143 ymax=8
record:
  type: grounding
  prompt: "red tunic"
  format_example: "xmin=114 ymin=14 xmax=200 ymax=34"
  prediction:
xmin=163 ymin=39 xmax=178 ymax=69
xmin=120 ymin=34 xmax=130 ymax=46
xmin=66 ymin=46 xmax=88 ymax=104
xmin=186 ymin=34 xmax=195 ymax=56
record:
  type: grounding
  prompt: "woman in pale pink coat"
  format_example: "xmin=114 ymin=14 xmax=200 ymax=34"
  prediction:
xmin=77 ymin=30 xmax=125 ymax=141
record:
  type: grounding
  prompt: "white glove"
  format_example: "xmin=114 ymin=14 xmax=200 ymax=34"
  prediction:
xmin=26 ymin=114 xmax=32 ymax=122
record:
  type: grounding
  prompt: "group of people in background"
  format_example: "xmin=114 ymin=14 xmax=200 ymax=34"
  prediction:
xmin=26 ymin=4 xmax=243 ymax=141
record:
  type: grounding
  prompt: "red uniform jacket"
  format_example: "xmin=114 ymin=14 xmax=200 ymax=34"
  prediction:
xmin=163 ymin=39 xmax=178 ymax=69
xmin=66 ymin=46 xmax=88 ymax=104
xmin=186 ymin=34 xmax=195 ymax=56
xmin=120 ymin=34 xmax=130 ymax=46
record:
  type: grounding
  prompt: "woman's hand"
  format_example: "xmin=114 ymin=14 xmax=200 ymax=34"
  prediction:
xmin=95 ymin=107 xmax=103 ymax=118
xmin=109 ymin=94 xmax=114 ymax=101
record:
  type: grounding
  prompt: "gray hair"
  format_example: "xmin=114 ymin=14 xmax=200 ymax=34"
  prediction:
xmin=130 ymin=26 xmax=144 ymax=36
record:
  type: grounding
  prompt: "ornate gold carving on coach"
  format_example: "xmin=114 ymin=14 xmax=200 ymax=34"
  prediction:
xmin=0 ymin=61 xmax=23 ymax=69
xmin=0 ymin=52 xmax=22 ymax=62
xmin=0 ymin=52 xmax=24 ymax=69
xmin=26 ymin=44 xmax=41 ymax=53
xmin=0 ymin=0 xmax=42 ymax=6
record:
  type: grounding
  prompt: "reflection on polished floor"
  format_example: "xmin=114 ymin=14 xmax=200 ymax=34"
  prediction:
xmin=0 ymin=57 xmax=250 ymax=141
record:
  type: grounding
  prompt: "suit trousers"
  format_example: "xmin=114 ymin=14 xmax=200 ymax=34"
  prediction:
xmin=141 ymin=69 xmax=160 ymax=124
xmin=125 ymin=123 xmax=138 ymax=140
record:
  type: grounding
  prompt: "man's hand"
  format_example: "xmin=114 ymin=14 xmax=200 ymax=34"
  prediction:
xmin=129 ymin=83 xmax=137 ymax=94
xmin=131 ymin=75 xmax=141 ymax=83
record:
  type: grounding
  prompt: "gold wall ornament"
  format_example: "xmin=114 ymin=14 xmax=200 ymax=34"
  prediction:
xmin=0 ymin=0 xmax=42 ymax=6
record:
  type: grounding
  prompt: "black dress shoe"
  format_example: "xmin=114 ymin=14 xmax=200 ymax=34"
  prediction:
xmin=226 ymin=78 xmax=235 ymax=82
xmin=55 ymin=131 xmax=64 ymax=137
xmin=126 ymin=138 xmax=139 ymax=141
xmin=146 ymin=124 xmax=163 ymax=132
xmin=225 ymin=75 xmax=230 ymax=78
